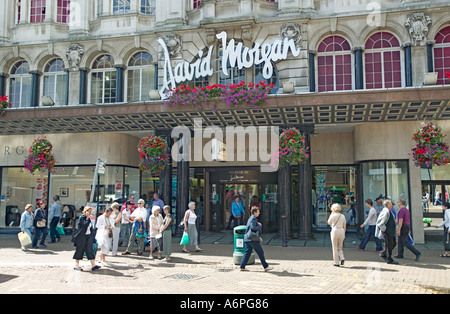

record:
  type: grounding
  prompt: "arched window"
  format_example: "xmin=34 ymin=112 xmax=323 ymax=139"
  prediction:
xmin=434 ymin=26 xmax=450 ymax=86
xmin=127 ymin=51 xmax=156 ymax=102
xmin=90 ymin=55 xmax=116 ymax=104
xmin=364 ymin=32 xmax=402 ymax=89
xmin=43 ymin=59 xmax=67 ymax=106
xmin=10 ymin=61 xmax=32 ymax=108
xmin=317 ymin=35 xmax=352 ymax=92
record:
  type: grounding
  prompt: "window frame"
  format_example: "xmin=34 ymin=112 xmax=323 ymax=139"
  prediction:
xmin=89 ymin=55 xmax=117 ymax=104
xmin=9 ymin=61 xmax=32 ymax=109
xmin=126 ymin=51 xmax=157 ymax=102
xmin=41 ymin=58 xmax=67 ymax=106
xmin=433 ymin=26 xmax=450 ymax=86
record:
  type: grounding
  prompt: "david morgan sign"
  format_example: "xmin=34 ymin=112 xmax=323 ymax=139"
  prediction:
xmin=159 ymin=31 xmax=301 ymax=97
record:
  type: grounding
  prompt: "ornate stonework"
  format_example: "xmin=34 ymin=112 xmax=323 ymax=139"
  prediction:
xmin=161 ymin=34 xmax=182 ymax=57
xmin=405 ymin=12 xmax=432 ymax=45
xmin=65 ymin=43 xmax=85 ymax=71
xmin=281 ymin=23 xmax=302 ymax=47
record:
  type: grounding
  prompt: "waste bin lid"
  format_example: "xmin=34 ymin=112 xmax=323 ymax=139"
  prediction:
xmin=234 ymin=225 xmax=247 ymax=234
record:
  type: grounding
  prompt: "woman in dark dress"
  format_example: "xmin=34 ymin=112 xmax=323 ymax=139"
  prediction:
xmin=72 ymin=206 xmax=101 ymax=271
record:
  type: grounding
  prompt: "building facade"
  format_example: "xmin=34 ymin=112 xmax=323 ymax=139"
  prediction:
xmin=1 ymin=0 xmax=450 ymax=243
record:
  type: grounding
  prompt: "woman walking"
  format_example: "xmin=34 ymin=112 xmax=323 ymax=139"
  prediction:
xmin=328 ymin=203 xmax=346 ymax=267
xmin=111 ymin=202 xmax=122 ymax=256
xmin=149 ymin=206 xmax=163 ymax=259
xmin=32 ymin=201 xmax=48 ymax=249
xmin=182 ymin=201 xmax=202 ymax=253
xmin=19 ymin=204 xmax=34 ymax=251
xmin=436 ymin=202 xmax=450 ymax=257
xmin=72 ymin=206 xmax=101 ymax=271
xmin=160 ymin=205 xmax=173 ymax=261
xmin=240 ymin=206 xmax=272 ymax=272
xmin=96 ymin=207 xmax=115 ymax=266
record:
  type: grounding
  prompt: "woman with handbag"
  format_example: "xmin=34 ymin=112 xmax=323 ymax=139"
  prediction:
xmin=240 ymin=206 xmax=272 ymax=272
xmin=72 ymin=206 xmax=101 ymax=271
xmin=327 ymin=203 xmax=346 ymax=267
xmin=32 ymin=201 xmax=48 ymax=249
xmin=96 ymin=207 xmax=115 ymax=266
xmin=436 ymin=202 xmax=450 ymax=257
xmin=182 ymin=201 xmax=202 ymax=253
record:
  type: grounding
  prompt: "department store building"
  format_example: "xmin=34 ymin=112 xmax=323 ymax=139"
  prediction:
xmin=1 ymin=0 xmax=450 ymax=244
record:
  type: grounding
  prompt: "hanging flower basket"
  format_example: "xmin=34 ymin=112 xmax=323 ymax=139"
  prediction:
xmin=164 ymin=81 xmax=275 ymax=110
xmin=0 ymin=96 xmax=11 ymax=117
xmin=271 ymin=127 xmax=310 ymax=169
xmin=24 ymin=136 xmax=57 ymax=174
xmin=411 ymin=122 xmax=450 ymax=168
xmin=138 ymin=135 xmax=169 ymax=174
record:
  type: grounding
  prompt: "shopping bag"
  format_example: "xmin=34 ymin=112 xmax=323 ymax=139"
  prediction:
xmin=180 ymin=231 xmax=189 ymax=246
xmin=96 ymin=229 xmax=105 ymax=248
xmin=18 ymin=232 xmax=32 ymax=247
xmin=56 ymin=223 xmax=65 ymax=235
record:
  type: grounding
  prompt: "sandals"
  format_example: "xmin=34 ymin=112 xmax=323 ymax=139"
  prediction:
xmin=440 ymin=254 xmax=450 ymax=257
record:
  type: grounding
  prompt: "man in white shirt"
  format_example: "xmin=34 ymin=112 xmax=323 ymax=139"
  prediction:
xmin=356 ymin=199 xmax=383 ymax=252
xmin=122 ymin=201 xmax=147 ymax=256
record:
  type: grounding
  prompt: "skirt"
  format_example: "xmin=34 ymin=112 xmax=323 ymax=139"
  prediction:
xmin=187 ymin=223 xmax=198 ymax=247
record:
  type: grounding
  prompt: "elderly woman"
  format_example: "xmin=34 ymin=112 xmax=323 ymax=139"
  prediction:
xmin=327 ymin=203 xmax=346 ymax=267
xmin=149 ymin=206 xmax=163 ymax=259
xmin=72 ymin=206 xmax=101 ymax=271
xmin=110 ymin=202 xmax=122 ymax=256
xmin=96 ymin=207 xmax=115 ymax=266
xmin=160 ymin=205 xmax=173 ymax=261
xmin=183 ymin=201 xmax=202 ymax=253
xmin=19 ymin=204 xmax=34 ymax=251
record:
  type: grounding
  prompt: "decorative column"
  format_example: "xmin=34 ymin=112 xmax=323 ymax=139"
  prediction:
xmin=0 ymin=73 xmax=7 ymax=96
xmin=30 ymin=71 xmax=41 ymax=107
xmin=115 ymin=65 xmax=124 ymax=103
xmin=353 ymin=47 xmax=364 ymax=90
xmin=79 ymin=67 xmax=88 ymax=104
xmin=404 ymin=43 xmax=413 ymax=87
xmin=156 ymin=130 xmax=173 ymax=210
xmin=174 ymin=131 xmax=190 ymax=235
xmin=45 ymin=0 xmax=54 ymax=22
xmin=308 ymin=51 xmax=316 ymax=92
xmin=278 ymin=163 xmax=291 ymax=245
xmin=298 ymin=125 xmax=314 ymax=240
xmin=426 ymin=41 xmax=434 ymax=73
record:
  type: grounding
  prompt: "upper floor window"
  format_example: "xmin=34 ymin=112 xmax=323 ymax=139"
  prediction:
xmin=364 ymin=32 xmax=402 ymax=89
xmin=30 ymin=0 xmax=46 ymax=23
xmin=218 ymin=47 xmax=245 ymax=86
xmin=10 ymin=61 xmax=32 ymax=108
xmin=317 ymin=35 xmax=352 ymax=92
xmin=57 ymin=0 xmax=71 ymax=23
xmin=90 ymin=55 xmax=116 ymax=104
xmin=127 ymin=52 xmax=156 ymax=102
xmin=43 ymin=59 xmax=67 ymax=106
xmin=434 ymin=26 xmax=450 ymax=86
xmin=193 ymin=0 xmax=202 ymax=10
xmin=140 ymin=0 xmax=156 ymax=15
xmin=113 ymin=0 xmax=130 ymax=14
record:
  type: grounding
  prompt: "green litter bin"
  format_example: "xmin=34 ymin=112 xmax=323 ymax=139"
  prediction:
xmin=233 ymin=225 xmax=254 ymax=265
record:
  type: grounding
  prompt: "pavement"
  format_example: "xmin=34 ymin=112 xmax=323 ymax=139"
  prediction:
xmin=0 ymin=230 xmax=449 ymax=295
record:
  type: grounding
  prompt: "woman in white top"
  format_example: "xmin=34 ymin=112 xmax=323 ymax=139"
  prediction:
xmin=436 ymin=202 xmax=450 ymax=257
xmin=96 ymin=207 xmax=115 ymax=266
xmin=327 ymin=203 xmax=346 ymax=267
xmin=149 ymin=206 xmax=163 ymax=259
xmin=183 ymin=201 xmax=202 ymax=253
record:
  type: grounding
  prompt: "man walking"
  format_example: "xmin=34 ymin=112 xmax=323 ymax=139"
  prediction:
xmin=357 ymin=199 xmax=383 ymax=252
xmin=376 ymin=199 xmax=398 ymax=264
xmin=395 ymin=199 xmax=422 ymax=261
xmin=49 ymin=196 xmax=62 ymax=243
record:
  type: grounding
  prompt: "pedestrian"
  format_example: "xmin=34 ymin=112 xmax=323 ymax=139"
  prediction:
xmin=121 ymin=194 xmax=137 ymax=213
xmin=19 ymin=204 xmax=34 ymax=251
xmin=376 ymin=200 xmax=398 ymax=264
xmin=327 ymin=203 xmax=346 ymax=267
xmin=148 ymin=206 xmax=163 ymax=259
xmin=48 ymin=196 xmax=62 ymax=243
xmin=110 ymin=202 xmax=122 ymax=256
xmin=436 ymin=202 xmax=450 ymax=257
xmin=232 ymin=195 xmax=245 ymax=227
xmin=32 ymin=201 xmax=48 ymax=249
xmin=119 ymin=201 xmax=132 ymax=247
xmin=72 ymin=206 xmax=101 ymax=271
xmin=357 ymin=199 xmax=383 ymax=252
xmin=152 ymin=193 xmax=165 ymax=213
xmin=96 ymin=207 xmax=115 ymax=266
xmin=240 ymin=206 xmax=272 ymax=272
xmin=182 ymin=201 xmax=202 ymax=253
xmin=122 ymin=201 xmax=147 ymax=256
xmin=160 ymin=205 xmax=173 ymax=261
xmin=395 ymin=199 xmax=422 ymax=261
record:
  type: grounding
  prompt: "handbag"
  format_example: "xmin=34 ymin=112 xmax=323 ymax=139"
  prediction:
xmin=18 ymin=232 xmax=32 ymax=247
xmin=246 ymin=229 xmax=260 ymax=241
xmin=37 ymin=220 xmax=46 ymax=228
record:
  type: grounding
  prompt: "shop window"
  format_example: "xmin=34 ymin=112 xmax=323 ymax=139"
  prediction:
xmin=56 ymin=0 xmax=71 ymax=23
xmin=30 ymin=0 xmax=46 ymax=23
xmin=90 ymin=55 xmax=117 ymax=104
xmin=127 ymin=51 xmax=156 ymax=102
xmin=434 ymin=26 xmax=450 ymax=85
xmin=140 ymin=0 xmax=156 ymax=14
xmin=317 ymin=36 xmax=352 ymax=92
xmin=9 ymin=61 xmax=32 ymax=108
xmin=43 ymin=58 xmax=67 ymax=106
xmin=364 ymin=32 xmax=402 ymax=89
xmin=218 ymin=47 xmax=245 ymax=86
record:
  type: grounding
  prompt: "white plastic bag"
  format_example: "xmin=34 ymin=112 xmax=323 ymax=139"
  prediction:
xmin=95 ymin=229 xmax=105 ymax=248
